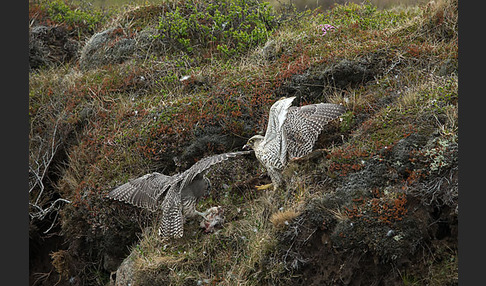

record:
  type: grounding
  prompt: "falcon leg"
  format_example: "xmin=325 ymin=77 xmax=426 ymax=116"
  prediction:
xmin=268 ymin=168 xmax=283 ymax=191
xmin=182 ymin=199 xmax=207 ymax=218
xmin=194 ymin=209 xmax=208 ymax=217
xmin=253 ymin=168 xmax=283 ymax=191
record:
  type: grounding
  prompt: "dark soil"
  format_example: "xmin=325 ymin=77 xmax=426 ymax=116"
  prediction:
xmin=271 ymin=133 xmax=458 ymax=286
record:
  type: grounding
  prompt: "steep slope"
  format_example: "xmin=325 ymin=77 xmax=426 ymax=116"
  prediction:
xmin=29 ymin=0 xmax=457 ymax=285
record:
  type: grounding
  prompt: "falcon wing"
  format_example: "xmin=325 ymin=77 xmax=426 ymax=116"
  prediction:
xmin=262 ymin=97 xmax=296 ymax=147
xmin=158 ymin=182 xmax=184 ymax=238
xmin=180 ymin=151 xmax=253 ymax=188
xmin=261 ymin=97 xmax=296 ymax=167
xmin=284 ymin=103 xmax=345 ymax=159
xmin=157 ymin=150 xmax=252 ymax=237
xmin=107 ymin=172 xmax=173 ymax=212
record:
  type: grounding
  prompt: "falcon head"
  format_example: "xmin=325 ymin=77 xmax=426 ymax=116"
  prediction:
xmin=243 ymin=135 xmax=264 ymax=151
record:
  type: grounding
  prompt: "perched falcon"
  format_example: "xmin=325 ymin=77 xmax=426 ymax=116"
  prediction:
xmin=243 ymin=96 xmax=345 ymax=190
xmin=107 ymin=151 xmax=252 ymax=238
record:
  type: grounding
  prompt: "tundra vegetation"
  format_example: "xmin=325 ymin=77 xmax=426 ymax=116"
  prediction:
xmin=29 ymin=0 xmax=457 ymax=285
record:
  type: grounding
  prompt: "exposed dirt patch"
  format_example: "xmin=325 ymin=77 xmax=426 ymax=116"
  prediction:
xmin=277 ymin=51 xmax=391 ymax=102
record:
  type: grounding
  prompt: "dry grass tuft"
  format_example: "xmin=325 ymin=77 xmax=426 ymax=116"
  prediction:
xmin=327 ymin=207 xmax=350 ymax=223
xmin=50 ymin=250 xmax=71 ymax=279
xmin=270 ymin=209 xmax=300 ymax=229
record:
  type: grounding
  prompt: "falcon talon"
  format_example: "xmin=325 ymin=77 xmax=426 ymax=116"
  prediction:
xmin=195 ymin=210 xmax=208 ymax=217
xmin=255 ymin=183 xmax=273 ymax=191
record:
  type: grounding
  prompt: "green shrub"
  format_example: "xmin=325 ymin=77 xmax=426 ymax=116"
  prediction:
xmin=154 ymin=0 xmax=277 ymax=59
xmin=320 ymin=1 xmax=409 ymax=31
xmin=31 ymin=0 xmax=107 ymax=36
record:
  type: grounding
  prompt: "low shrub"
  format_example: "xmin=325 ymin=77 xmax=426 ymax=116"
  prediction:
xmin=153 ymin=0 xmax=278 ymax=59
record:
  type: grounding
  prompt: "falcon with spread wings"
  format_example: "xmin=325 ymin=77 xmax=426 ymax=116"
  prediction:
xmin=244 ymin=96 xmax=345 ymax=190
xmin=107 ymin=151 xmax=252 ymax=238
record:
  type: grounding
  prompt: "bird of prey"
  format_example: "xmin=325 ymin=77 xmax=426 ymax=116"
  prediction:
xmin=107 ymin=150 xmax=252 ymax=238
xmin=243 ymin=96 xmax=345 ymax=190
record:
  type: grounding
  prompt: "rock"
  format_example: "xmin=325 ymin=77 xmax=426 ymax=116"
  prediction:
xmin=437 ymin=58 xmax=457 ymax=76
xmin=389 ymin=133 xmax=427 ymax=176
xmin=79 ymin=28 xmax=136 ymax=69
xmin=337 ymin=158 xmax=391 ymax=193
xmin=113 ymin=254 xmax=135 ymax=286
xmin=29 ymin=25 xmax=79 ymax=69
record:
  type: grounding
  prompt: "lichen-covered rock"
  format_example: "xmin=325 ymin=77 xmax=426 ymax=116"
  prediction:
xmin=79 ymin=28 xmax=136 ymax=69
xmin=29 ymin=25 xmax=79 ymax=69
xmin=389 ymin=133 xmax=427 ymax=176
xmin=113 ymin=254 xmax=135 ymax=286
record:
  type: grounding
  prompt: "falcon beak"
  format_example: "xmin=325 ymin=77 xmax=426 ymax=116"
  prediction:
xmin=243 ymin=143 xmax=251 ymax=150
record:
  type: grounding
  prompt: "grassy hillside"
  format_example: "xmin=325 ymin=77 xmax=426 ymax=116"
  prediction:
xmin=29 ymin=0 xmax=457 ymax=285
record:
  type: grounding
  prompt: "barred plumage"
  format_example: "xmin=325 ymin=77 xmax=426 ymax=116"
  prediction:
xmin=244 ymin=96 xmax=345 ymax=190
xmin=107 ymin=151 xmax=252 ymax=238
